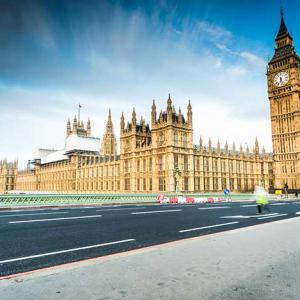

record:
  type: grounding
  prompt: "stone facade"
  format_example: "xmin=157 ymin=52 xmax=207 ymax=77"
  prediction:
xmin=267 ymin=10 xmax=300 ymax=191
xmin=15 ymin=96 xmax=273 ymax=194
xmin=0 ymin=160 xmax=18 ymax=194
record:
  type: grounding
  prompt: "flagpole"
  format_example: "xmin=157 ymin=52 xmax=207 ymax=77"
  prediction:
xmin=78 ymin=104 xmax=81 ymax=123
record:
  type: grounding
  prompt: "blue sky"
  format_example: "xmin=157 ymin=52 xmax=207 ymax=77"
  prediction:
xmin=0 ymin=0 xmax=297 ymax=167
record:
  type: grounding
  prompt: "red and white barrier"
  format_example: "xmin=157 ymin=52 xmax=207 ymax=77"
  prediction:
xmin=157 ymin=195 xmax=228 ymax=204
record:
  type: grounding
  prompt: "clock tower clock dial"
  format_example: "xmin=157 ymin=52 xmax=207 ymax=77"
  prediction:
xmin=273 ymin=71 xmax=289 ymax=87
xmin=267 ymin=9 xmax=300 ymax=191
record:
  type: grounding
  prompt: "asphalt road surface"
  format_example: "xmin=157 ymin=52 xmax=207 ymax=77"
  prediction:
xmin=1 ymin=200 xmax=300 ymax=277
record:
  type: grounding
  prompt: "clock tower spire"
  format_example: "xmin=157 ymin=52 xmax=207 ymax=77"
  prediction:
xmin=275 ymin=8 xmax=293 ymax=49
xmin=267 ymin=9 xmax=300 ymax=192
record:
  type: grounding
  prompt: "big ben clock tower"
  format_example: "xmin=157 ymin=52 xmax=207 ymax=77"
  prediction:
xmin=267 ymin=9 xmax=300 ymax=191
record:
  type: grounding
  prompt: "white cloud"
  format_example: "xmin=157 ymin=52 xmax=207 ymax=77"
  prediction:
xmin=197 ymin=21 xmax=233 ymax=43
xmin=239 ymin=51 xmax=266 ymax=68
xmin=226 ymin=65 xmax=248 ymax=76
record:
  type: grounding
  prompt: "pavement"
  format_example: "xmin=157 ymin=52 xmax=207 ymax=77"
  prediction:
xmin=1 ymin=200 xmax=300 ymax=299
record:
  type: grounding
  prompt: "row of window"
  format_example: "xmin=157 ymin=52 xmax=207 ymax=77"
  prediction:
xmin=158 ymin=132 xmax=188 ymax=146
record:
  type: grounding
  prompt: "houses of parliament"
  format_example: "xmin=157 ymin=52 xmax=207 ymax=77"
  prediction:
xmin=1 ymin=10 xmax=299 ymax=194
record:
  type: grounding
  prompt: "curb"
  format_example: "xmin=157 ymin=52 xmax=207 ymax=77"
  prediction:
xmin=0 ymin=202 xmax=156 ymax=211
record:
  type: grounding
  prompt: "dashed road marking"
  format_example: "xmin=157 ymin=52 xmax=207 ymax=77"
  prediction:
xmin=258 ymin=213 xmax=288 ymax=220
xmin=8 ymin=215 xmax=102 ymax=224
xmin=270 ymin=203 xmax=289 ymax=206
xmin=0 ymin=239 xmax=135 ymax=265
xmin=0 ymin=209 xmax=46 ymax=213
xmin=221 ymin=213 xmax=279 ymax=219
xmin=198 ymin=206 xmax=230 ymax=210
xmin=240 ymin=204 xmax=257 ymax=207
xmin=132 ymin=209 xmax=181 ymax=215
xmin=179 ymin=221 xmax=239 ymax=233
xmin=0 ymin=212 xmax=69 ymax=218
xmin=96 ymin=207 xmax=145 ymax=212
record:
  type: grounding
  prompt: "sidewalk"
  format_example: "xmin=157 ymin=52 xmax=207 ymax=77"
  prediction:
xmin=1 ymin=218 xmax=300 ymax=300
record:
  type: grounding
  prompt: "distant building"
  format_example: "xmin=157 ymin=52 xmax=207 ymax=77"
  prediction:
xmin=14 ymin=95 xmax=273 ymax=194
xmin=0 ymin=160 xmax=18 ymax=193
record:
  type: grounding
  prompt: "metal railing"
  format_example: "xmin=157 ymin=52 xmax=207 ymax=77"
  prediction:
xmin=0 ymin=193 xmax=255 ymax=208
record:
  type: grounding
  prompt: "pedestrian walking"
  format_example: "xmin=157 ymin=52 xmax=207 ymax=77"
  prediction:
xmin=284 ymin=183 xmax=289 ymax=199
xmin=254 ymin=186 xmax=270 ymax=214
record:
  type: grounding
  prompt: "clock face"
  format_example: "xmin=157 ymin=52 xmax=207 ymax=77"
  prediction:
xmin=273 ymin=71 xmax=289 ymax=87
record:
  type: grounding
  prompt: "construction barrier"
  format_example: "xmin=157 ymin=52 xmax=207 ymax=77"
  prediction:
xmin=158 ymin=196 xmax=230 ymax=204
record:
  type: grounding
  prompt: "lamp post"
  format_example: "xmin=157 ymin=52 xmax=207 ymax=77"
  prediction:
xmin=173 ymin=166 xmax=181 ymax=194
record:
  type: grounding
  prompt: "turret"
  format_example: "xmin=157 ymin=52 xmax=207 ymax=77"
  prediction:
xmin=159 ymin=110 xmax=163 ymax=123
xmin=167 ymin=94 xmax=173 ymax=122
xmin=254 ymin=137 xmax=259 ymax=158
xmin=87 ymin=118 xmax=91 ymax=136
xmin=151 ymin=100 xmax=156 ymax=126
xmin=187 ymin=100 xmax=192 ymax=127
xmin=246 ymin=145 xmax=250 ymax=158
xmin=73 ymin=116 xmax=78 ymax=130
xmin=100 ymin=109 xmax=117 ymax=157
xmin=224 ymin=141 xmax=228 ymax=155
xmin=167 ymin=93 xmax=172 ymax=111
xmin=199 ymin=136 xmax=203 ymax=153
xmin=262 ymin=146 xmax=266 ymax=158
xmin=217 ymin=140 xmax=220 ymax=154
xmin=120 ymin=112 xmax=125 ymax=134
xmin=178 ymin=108 xmax=183 ymax=124
xmin=239 ymin=144 xmax=243 ymax=158
xmin=132 ymin=107 xmax=136 ymax=132
xmin=66 ymin=118 xmax=71 ymax=137
xmin=232 ymin=142 xmax=236 ymax=157
xmin=208 ymin=138 xmax=212 ymax=153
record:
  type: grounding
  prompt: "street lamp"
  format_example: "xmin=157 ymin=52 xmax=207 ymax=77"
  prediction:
xmin=173 ymin=166 xmax=181 ymax=194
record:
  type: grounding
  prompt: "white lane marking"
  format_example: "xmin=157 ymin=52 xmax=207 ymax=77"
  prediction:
xmin=198 ymin=206 xmax=230 ymax=210
xmin=179 ymin=221 xmax=239 ymax=233
xmin=270 ymin=203 xmax=289 ymax=206
xmin=96 ymin=207 xmax=145 ymax=212
xmin=295 ymin=212 xmax=300 ymax=215
xmin=258 ymin=213 xmax=288 ymax=220
xmin=240 ymin=204 xmax=257 ymax=207
xmin=0 ymin=239 xmax=135 ymax=265
xmin=221 ymin=213 xmax=279 ymax=219
xmin=0 ymin=212 xmax=69 ymax=218
xmin=0 ymin=209 xmax=46 ymax=213
xmin=8 ymin=215 xmax=102 ymax=224
xmin=132 ymin=209 xmax=181 ymax=215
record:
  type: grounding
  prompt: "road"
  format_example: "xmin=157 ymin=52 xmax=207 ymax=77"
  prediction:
xmin=1 ymin=200 xmax=300 ymax=277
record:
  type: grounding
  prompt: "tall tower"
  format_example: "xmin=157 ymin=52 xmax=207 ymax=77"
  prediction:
xmin=100 ymin=109 xmax=117 ymax=158
xmin=267 ymin=9 xmax=300 ymax=191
